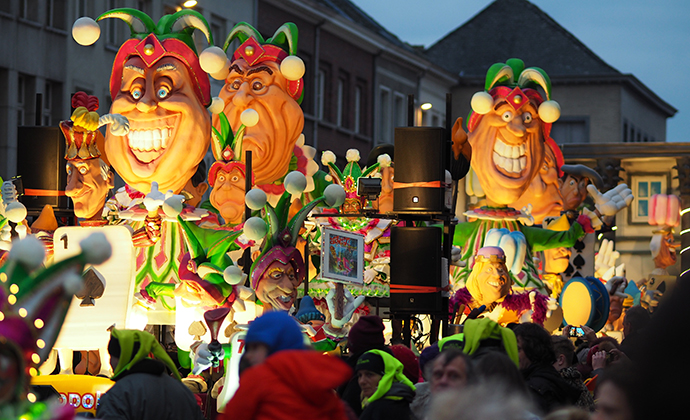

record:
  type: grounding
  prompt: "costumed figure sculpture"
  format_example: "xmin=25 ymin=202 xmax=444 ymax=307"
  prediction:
xmin=0 ymin=234 xmax=112 ymax=419
xmin=213 ymin=22 xmax=320 ymax=201
xmin=644 ymin=194 xmax=680 ymax=311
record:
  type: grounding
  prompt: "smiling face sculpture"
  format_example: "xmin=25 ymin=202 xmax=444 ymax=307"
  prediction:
xmin=467 ymin=59 xmax=560 ymax=207
xmin=466 ymin=246 xmax=512 ymax=307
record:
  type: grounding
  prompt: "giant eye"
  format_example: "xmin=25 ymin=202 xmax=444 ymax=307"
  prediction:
xmin=501 ymin=111 xmax=513 ymax=122
xmin=157 ymin=86 xmax=170 ymax=99
xmin=131 ymin=87 xmax=143 ymax=100
xmin=230 ymin=79 xmax=242 ymax=90
xmin=78 ymin=166 xmax=88 ymax=175
xmin=231 ymin=175 xmax=240 ymax=183
xmin=218 ymin=175 xmax=226 ymax=183
xmin=252 ymin=80 xmax=264 ymax=91
xmin=522 ymin=112 xmax=533 ymax=124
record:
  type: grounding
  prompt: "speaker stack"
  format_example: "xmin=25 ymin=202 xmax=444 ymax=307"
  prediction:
xmin=393 ymin=127 xmax=448 ymax=213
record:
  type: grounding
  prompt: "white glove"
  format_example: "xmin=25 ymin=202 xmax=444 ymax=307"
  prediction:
xmin=99 ymin=113 xmax=130 ymax=136
xmin=595 ymin=239 xmax=622 ymax=281
xmin=191 ymin=342 xmax=224 ymax=375
xmin=143 ymin=182 xmax=166 ymax=213
xmin=326 ymin=287 xmax=365 ymax=329
xmin=588 ymin=183 xmax=634 ymax=216
xmin=450 ymin=246 xmax=464 ymax=267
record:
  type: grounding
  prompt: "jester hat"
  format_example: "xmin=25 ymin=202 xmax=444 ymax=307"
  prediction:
xmin=321 ymin=149 xmax=384 ymax=211
xmin=0 ymin=234 xmax=112 ymax=383
xmin=248 ymin=177 xmax=345 ymax=291
xmin=75 ymin=8 xmax=218 ymax=107
xmin=108 ymin=328 xmax=180 ymax=381
xmin=222 ymin=22 xmax=305 ymax=104
xmin=208 ymin=111 xmax=256 ymax=188
xmin=468 ymin=58 xmax=561 ymax=137
xmin=61 ymin=92 xmax=107 ymax=162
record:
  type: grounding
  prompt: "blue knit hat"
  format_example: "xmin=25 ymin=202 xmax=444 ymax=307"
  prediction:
xmin=244 ymin=311 xmax=305 ymax=355
xmin=296 ymin=296 xmax=325 ymax=324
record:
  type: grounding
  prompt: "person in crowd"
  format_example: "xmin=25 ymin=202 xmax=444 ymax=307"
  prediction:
xmin=473 ymin=350 xmax=528 ymax=399
xmin=426 ymin=381 xmax=534 ymax=420
xmin=389 ymin=344 xmax=420 ymax=384
xmin=220 ymin=311 xmax=351 ymax=420
xmin=592 ymin=363 xmax=638 ymax=420
xmin=410 ymin=343 xmax=439 ymax=419
xmin=513 ymin=323 xmax=580 ymax=415
xmin=428 ymin=348 xmax=474 ymax=394
xmin=582 ymin=337 xmax=626 ymax=393
xmin=551 ymin=336 xmax=595 ymax=411
xmin=618 ymin=305 xmax=650 ymax=361
xmin=544 ymin=407 xmax=592 ymax=420
xmin=338 ymin=315 xmax=391 ymax=416
xmin=356 ymin=349 xmax=416 ymax=420
xmin=97 ymin=329 xmax=205 ymax=420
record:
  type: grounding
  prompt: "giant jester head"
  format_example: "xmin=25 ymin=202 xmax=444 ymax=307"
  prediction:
xmin=73 ymin=9 xmax=226 ymax=194
xmin=212 ymin=22 xmax=305 ymax=187
xmin=467 ymin=59 xmax=561 ymax=206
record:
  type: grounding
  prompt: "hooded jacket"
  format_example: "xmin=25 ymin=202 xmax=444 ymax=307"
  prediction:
xmin=522 ymin=362 xmax=581 ymax=415
xmin=220 ymin=350 xmax=351 ymax=420
xmin=359 ymin=350 xmax=416 ymax=420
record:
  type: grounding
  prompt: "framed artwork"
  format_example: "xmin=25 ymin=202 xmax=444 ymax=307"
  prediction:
xmin=320 ymin=227 xmax=364 ymax=285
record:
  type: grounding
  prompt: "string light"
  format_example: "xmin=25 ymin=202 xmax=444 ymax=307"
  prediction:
xmin=18 ymin=308 xmax=27 ymax=317
xmin=34 ymin=319 xmax=44 ymax=329
xmin=9 ymin=284 xmax=18 ymax=294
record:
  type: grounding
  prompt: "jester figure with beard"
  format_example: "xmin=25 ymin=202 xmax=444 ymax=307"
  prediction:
xmin=453 ymin=59 xmax=594 ymax=291
xmin=212 ymin=22 xmax=322 ymax=202
xmin=74 ymin=8 xmax=225 ymax=320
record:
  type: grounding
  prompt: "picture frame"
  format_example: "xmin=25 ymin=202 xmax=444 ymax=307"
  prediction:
xmin=320 ymin=226 xmax=365 ymax=285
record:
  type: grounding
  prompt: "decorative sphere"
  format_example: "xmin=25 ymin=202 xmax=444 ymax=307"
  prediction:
xmin=223 ymin=266 xmax=245 ymax=285
xmin=243 ymin=217 xmax=268 ymax=241
xmin=208 ymin=97 xmax=224 ymax=114
xmin=284 ymin=171 xmax=307 ymax=195
xmin=471 ymin=91 xmax=493 ymax=115
xmin=245 ymin=188 xmax=267 ymax=210
xmin=280 ymin=55 xmax=305 ymax=81
xmin=538 ymin=100 xmax=561 ymax=123
xmin=324 ymin=184 xmax=346 ymax=208
xmin=240 ymin=109 xmax=260 ymax=127
xmin=210 ymin=59 xmax=231 ymax=81
xmin=72 ymin=17 xmax=101 ymax=46
xmin=5 ymin=202 xmax=27 ymax=223
xmin=199 ymin=46 xmax=228 ymax=74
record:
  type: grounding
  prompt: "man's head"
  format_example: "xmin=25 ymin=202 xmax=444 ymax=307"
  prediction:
xmin=559 ymin=164 xmax=604 ymax=212
xmin=622 ymin=306 xmax=651 ymax=338
xmin=251 ymin=245 xmax=304 ymax=312
xmin=594 ymin=363 xmax=638 ymax=420
xmin=107 ymin=328 xmax=180 ymax=380
xmin=355 ymin=351 xmax=386 ymax=399
xmin=65 ymin=158 xmax=114 ymax=219
xmin=466 ymin=247 xmax=512 ymax=306
xmin=551 ymin=335 xmax=574 ymax=371
xmin=181 ymin=159 xmax=209 ymax=208
xmin=542 ymin=216 xmax=572 ymax=274
xmin=429 ymin=348 xmax=473 ymax=394
xmin=651 ymin=229 xmax=679 ymax=269
xmin=208 ymin=161 xmax=247 ymax=225
xmin=241 ymin=311 xmax=304 ymax=369
xmin=216 ymin=23 xmax=305 ymax=186
xmin=512 ymin=322 xmax=556 ymax=371
xmin=347 ymin=315 xmax=385 ymax=356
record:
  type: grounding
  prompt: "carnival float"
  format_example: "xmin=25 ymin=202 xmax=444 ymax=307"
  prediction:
xmin=2 ymin=5 xmax=679 ymax=419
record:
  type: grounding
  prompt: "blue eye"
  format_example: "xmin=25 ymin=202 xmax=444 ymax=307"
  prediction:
xmin=157 ymin=87 xmax=169 ymax=99
xmin=131 ymin=88 xmax=142 ymax=100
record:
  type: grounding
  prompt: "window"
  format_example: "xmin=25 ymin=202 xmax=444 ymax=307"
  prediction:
xmin=336 ymin=77 xmax=348 ymax=128
xmin=42 ymin=80 xmax=63 ymax=126
xmin=394 ymin=92 xmax=406 ymax=128
xmin=211 ymin=14 xmax=226 ymax=49
xmin=0 ymin=1 xmax=11 ymax=14
xmin=379 ymin=86 xmax=391 ymax=144
xmin=19 ymin=0 xmax=39 ymax=21
xmin=47 ymin=0 xmax=67 ymax=30
xmin=354 ymin=85 xmax=362 ymax=134
xmin=17 ymin=75 xmax=26 ymax=126
xmin=623 ymin=121 xmax=628 ymax=142
xmin=136 ymin=0 xmax=151 ymax=16
xmin=106 ymin=0 xmax=125 ymax=46
xmin=316 ymin=69 xmax=326 ymax=121
xmin=631 ymin=175 xmax=666 ymax=223
xmin=76 ymin=0 xmax=91 ymax=18
xmin=551 ymin=117 xmax=589 ymax=144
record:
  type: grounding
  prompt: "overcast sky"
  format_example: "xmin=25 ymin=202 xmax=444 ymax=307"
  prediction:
xmin=350 ymin=0 xmax=689 ymax=142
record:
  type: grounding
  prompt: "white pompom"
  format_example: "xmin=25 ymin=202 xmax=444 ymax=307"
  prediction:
xmin=240 ymin=109 xmax=259 ymax=127
xmin=5 ymin=202 xmax=27 ymax=223
xmin=245 ymin=188 xmax=267 ymax=210
xmin=243 ymin=217 xmax=268 ymax=242
xmin=284 ymin=171 xmax=307 ymax=196
xmin=62 ymin=273 xmax=84 ymax=296
xmin=208 ymin=97 xmax=224 ymax=115
xmin=280 ymin=55 xmax=305 ymax=81
xmin=9 ymin=236 xmax=46 ymax=270
xmin=324 ymin=184 xmax=346 ymax=208
xmin=321 ymin=151 xmax=336 ymax=165
xmin=538 ymin=100 xmax=561 ymax=123
xmin=377 ymin=154 xmax=392 ymax=168
xmin=210 ymin=59 xmax=231 ymax=81
xmin=471 ymin=91 xmax=494 ymax=115
xmin=324 ymin=174 xmax=333 ymax=182
xmin=346 ymin=149 xmax=360 ymax=162
xmin=162 ymin=196 xmax=184 ymax=217
xmin=72 ymin=17 xmax=101 ymax=46
xmin=223 ymin=266 xmax=246 ymax=285
xmin=199 ymin=46 xmax=228 ymax=74
xmin=79 ymin=232 xmax=112 ymax=265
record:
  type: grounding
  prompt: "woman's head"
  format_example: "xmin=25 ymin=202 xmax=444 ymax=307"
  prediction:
xmin=356 ymin=351 xmax=386 ymax=399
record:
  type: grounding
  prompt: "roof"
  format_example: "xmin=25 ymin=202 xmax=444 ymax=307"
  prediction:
xmin=425 ymin=0 xmax=620 ymax=77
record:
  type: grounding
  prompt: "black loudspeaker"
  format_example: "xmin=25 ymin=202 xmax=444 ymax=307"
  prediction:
xmin=393 ymin=127 xmax=447 ymax=213
xmin=17 ymin=126 xmax=71 ymax=212
xmin=390 ymin=226 xmax=443 ymax=314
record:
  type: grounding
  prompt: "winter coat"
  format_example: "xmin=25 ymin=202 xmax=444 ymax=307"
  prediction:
xmin=559 ymin=366 xmax=595 ymax=411
xmin=522 ymin=362 xmax=581 ymax=415
xmin=360 ymin=382 xmax=416 ymax=420
xmin=219 ymin=350 xmax=351 ymax=420
xmin=96 ymin=359 xmax=205 ymax=420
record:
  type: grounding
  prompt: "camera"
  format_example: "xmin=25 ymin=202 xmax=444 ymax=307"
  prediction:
xmin=568 ymin=326 xmax=584 ymax=337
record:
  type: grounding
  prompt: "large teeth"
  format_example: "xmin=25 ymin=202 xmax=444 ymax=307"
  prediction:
xmin=127 ymin=128 xmax=171 ymax=152
xmin=278 ymin=295 xmax=292 ymax=303
xmin=493 ymin=138 xmax=527 ymax=174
